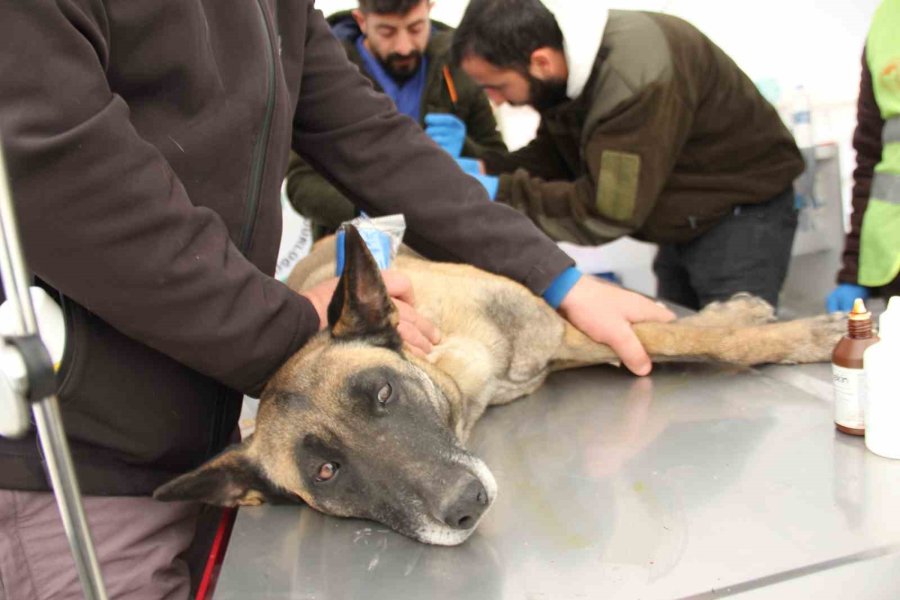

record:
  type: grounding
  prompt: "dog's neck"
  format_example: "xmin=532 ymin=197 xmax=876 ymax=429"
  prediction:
xmin=420 ymin=334 xmax=508 ymax=441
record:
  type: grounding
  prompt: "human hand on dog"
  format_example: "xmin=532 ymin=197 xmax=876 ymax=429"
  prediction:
xmin=558 ymin=276 xmax=676 ymax=376
xmin=382 ymin=270 xmax=442 ymax=357
xmin=301 ymin=270 xmax=441 ymax=357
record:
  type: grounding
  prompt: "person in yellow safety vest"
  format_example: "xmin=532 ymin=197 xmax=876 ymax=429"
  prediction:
xmin=827 ymin=0 xmax=900 ymax=312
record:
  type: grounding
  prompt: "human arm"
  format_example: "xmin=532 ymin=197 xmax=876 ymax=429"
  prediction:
xmin=291 ymin=5 xmax=575 ymax=296
xmin=0 ymin=0 xmax=319 ymax=396
xmin=480 ymin=118 xmax=574 ymax=181
xmin=835 ymin=48 xmax=883 ymax=290
xmin=488 ymin=79 xmax=694 ymax=246
xmin=558 ymin=275 xmax=676 ymax=376
xmin=540 ymin=265 xmax=677 ymax=376
xmin=284 ymin=150 xmax=356 ymax=230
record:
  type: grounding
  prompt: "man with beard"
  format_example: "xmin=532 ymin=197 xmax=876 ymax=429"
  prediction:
xmin=453 ymin=0 xmax=806 ymax=310
xmin=286 ymin=0 xmax=506 ymax=239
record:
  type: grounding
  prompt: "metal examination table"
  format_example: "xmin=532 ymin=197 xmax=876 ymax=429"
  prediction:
xmin=215 ymin=361 xmax=900 ymax=599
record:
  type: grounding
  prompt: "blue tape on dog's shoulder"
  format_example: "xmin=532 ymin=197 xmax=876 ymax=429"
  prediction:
xmin=335 ymin=228 xmax=393 ymax=275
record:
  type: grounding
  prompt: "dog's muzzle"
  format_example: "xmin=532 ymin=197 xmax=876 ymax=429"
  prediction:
xmin=438 ymin=472 xmax=491 ymax=530
xmin=419 ymin=454 xmax=498 ymax=545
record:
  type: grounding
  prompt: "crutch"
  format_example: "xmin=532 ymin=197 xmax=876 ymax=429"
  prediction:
xmin=0 ymin=137 xmax=108 ymax=600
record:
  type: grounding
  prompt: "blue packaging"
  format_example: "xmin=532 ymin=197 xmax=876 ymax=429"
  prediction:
xmin=335 ymin=227 xmax=393 ymax=275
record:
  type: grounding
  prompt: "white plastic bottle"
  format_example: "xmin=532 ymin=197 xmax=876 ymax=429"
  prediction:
xmin=788 ymin=85 xmax=817 ymax=222
xmin=790 ymin=85 xmax=814 ymax=148
xmin=864 ymin=296 xmax=900 ymax=459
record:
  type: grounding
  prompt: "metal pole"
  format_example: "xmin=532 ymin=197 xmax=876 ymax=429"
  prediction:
xmin=0 ymin=140 xmax=108 ymax=599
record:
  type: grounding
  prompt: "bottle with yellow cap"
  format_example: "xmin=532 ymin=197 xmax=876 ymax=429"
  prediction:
xmin=831 ymin=298 xmax=879 ymax=435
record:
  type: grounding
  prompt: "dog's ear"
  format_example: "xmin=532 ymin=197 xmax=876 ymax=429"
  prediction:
xmin=327 ymin=225 xmax=402 ymax=349
xmin=153 ymin=441 xmax=271 ymax=507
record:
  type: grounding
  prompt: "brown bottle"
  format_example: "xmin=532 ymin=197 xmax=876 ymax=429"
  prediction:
xmin=831 ymin=299 xmax=879 ymax=435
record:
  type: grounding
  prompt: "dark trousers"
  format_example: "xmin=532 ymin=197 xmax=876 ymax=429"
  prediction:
xmin=653 ymin=187 xmax=798 ymax=310
xmin=0 ymin=490 xmax=201 ymax=599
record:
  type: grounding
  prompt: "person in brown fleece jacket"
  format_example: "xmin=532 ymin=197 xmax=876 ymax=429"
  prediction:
xmin=453 ymin=0 xmax=806 ymax=311
xmin=0 ymin=1 xmax=672 ymax=597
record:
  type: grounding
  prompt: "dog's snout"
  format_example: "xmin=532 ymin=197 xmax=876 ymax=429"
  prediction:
xmin=440 ymin=475 xmax=489 ymax=530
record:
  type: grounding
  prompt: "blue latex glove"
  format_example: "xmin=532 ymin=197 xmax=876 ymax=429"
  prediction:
xmin=455 ymin=157 xmax=483 ymax=175
xmin=470 ymin=173 xmax=499 ymax=200
xmin=425 ymin=113 xmax=466 ymax=158
xmin=826 ymin=283 xmax=870 ymax=313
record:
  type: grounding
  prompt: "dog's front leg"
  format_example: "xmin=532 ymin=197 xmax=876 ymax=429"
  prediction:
xmin=632 ymin=313 xmax=846 ymax=365
xmin=553 ymin=312 xmax=845 ymax=368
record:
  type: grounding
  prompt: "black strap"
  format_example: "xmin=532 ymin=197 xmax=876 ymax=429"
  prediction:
xmin=5 ymin=334 xmax=56 ymax=402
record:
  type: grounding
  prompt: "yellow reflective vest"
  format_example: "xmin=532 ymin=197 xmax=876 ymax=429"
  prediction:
xmin=860 ymin=0 xmax=900 ymax=286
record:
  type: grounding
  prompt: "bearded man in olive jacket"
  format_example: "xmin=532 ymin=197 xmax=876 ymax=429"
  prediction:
xmin=454 ymin=0 xmax=805 ymax=310
xmin=287 ymin=0 xmax=507 ymax=239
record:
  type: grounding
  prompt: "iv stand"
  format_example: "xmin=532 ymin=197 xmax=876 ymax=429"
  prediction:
xmin=0 ymin=139 xmax=108 ymax=600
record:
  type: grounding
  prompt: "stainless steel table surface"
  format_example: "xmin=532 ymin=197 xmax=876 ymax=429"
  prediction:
xmin=214 ymin=362 xmax=900 ymax=599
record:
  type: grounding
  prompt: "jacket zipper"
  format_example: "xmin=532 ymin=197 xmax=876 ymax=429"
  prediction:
xmin=239 ymin=0 xmax=277 ymax=254
xmin=212 ymin=0 xmax=277 ymax=453
xmin=441 ymin=65 xmax=458 ymax=107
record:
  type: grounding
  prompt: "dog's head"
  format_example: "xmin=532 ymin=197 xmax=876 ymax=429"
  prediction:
xmin=154 ymin=226 xmax=496 ymax=545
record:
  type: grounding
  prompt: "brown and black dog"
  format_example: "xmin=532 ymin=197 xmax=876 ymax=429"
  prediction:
xmin=154 ymin=226 xmax=844 ymax=545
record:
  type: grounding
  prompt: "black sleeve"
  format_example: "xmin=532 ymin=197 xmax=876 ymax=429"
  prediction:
xmin=0 ymin=0 xmax=319 ymax=395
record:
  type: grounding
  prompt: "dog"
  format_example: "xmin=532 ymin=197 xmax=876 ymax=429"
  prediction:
xmin=154 ymin=226 xmax=845 ymax=545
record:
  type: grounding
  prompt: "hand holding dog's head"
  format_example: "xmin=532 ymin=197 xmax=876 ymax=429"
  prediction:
xmin=154 ymin=226 xmax=496 ymax=545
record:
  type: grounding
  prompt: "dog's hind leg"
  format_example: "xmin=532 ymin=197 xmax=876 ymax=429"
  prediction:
xmin=551 ymin=312 xmax=846 ymax=369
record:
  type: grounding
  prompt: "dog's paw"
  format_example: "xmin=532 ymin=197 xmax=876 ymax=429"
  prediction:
xmin=692 ymin=293 xmax=776 ymax=327
xmin=778 ymin=312 xmax=846 ymax=363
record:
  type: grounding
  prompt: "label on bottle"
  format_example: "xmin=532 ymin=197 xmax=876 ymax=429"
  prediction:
xmin=832 ymin=365 xmax=866 ymax=430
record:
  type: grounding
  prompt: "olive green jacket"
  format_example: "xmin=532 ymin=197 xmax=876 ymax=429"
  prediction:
xmin=483 ymin=10 xmax=804 ymax=245
xmin=287 ymin=14 xmax=506 ymax=237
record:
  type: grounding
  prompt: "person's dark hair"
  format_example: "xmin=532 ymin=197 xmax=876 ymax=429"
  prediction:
xmin=358 ymin=0 xmax=427 ymax=15
xmin=451 ymin=0 xmax=563 ymax=70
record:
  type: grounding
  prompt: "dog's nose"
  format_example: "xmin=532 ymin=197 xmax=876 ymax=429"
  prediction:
xmin=440 ymin=475 xmax=490 ymax=530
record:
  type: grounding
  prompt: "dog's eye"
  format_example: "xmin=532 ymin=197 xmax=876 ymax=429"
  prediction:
xmin=314 ymin=462 xmax=339 ymax=483
xmin=376 ymin=383 xmax=393 ymax=406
